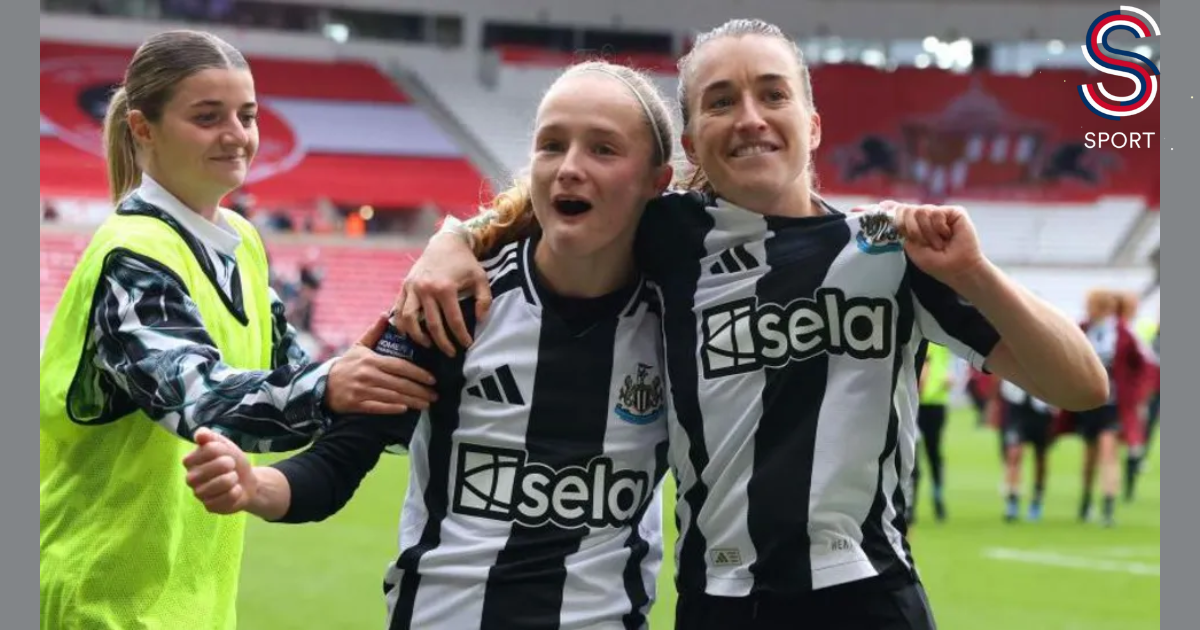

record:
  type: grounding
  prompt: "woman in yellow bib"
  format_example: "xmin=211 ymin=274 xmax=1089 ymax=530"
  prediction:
xmin=910 ymin=340 xmax=954 ymax=525
xmin=39 ymin=30 xmax=436 ymax=630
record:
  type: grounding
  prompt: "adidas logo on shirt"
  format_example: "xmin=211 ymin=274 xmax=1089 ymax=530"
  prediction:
xmin=466 ymin=365 xmax=525 ymax=405
xmin=708 ymin=244 xmax=760 ymax=275
xmin=710 ymin=548 xmax=743 ymax=567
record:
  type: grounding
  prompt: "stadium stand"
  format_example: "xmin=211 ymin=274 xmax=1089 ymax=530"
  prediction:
xmin=40 ymin=224 xmax=419 ymax=349
xmin=39 ymin=6 xmax=1161 ymax=345
xmin=40 ymin=40 xmax=490 ymax=213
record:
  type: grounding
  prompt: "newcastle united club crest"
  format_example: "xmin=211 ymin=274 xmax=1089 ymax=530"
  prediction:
xmin=614 ymin=363 xmax=665 ymax=425
xmin=856 ymin=210 xmax=903 ymax=255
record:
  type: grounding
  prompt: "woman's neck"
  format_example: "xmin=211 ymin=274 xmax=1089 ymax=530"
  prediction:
xmin=144 ymin=169 xmax=221 ymax=223
xmin=725 ymin=182 xmax=821 ymax=218
xmin=533 ymin=239 xmax=636 ymax=299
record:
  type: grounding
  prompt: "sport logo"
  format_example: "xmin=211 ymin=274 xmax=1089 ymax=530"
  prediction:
xmin=614 ymin=363 xmax=665 ymax=425
xmin=453 ymin=443 xmax=651 ymax=529
xmin=1078 ymin=6 xmax=1161 ymax=120
xmin=700 ymin=288 xmax=894 ymax=379
xmin=856 ymin=211 xmax=902 ymax=255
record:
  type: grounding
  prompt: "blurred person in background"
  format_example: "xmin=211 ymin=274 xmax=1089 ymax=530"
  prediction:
xmin=291 ymin=261 xmax=322 ymax=332
xmin=909 ymin=340 xmax=954 ymax=525
xmin=1063 ymin=289 xmax=1138 ymax=526
xmin=998 ymin=379 xmax=1055 ymax=522
xmin=966 ymin=364 xmax=998 ymax=429
xmin=1138 ymin=321 xmax=1160 ymax=490
xmin=38 ymin=29 xmax=434 ymax=630
xmin=1113 ymin=291 xmax=1159 ymax=503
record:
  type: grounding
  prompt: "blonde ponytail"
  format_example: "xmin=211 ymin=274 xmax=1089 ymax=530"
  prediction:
xmin=676 ymin=166 xmax=714 ymax=195
xmin=472 ymin=175 xmax=539 ymax=257
xmin=102 ymin=87 xmax=140 ymax=204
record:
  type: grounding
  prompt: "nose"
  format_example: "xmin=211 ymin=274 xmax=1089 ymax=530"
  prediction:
xmin=556 ymin=144 xmax=585 ymax=184
xmin=220 ymin=115 xmax=251 ymax=148
xmin=734 ymin=97 xmax=769 ymax=134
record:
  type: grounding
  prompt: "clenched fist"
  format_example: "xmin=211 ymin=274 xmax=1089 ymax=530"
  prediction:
xmin=183 ymin=428 xmax=257 ymax=515
xmin=856 ymin=200 xmax=988 ymax=291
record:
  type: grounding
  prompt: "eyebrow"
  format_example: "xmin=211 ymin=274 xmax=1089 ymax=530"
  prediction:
xmin=189 ymin=99 xmax=258 ymax=109
xmin=700 ymin=73 xmax=790 ymax=98
xmin=536 ymin=123 xmax=627 ymax=140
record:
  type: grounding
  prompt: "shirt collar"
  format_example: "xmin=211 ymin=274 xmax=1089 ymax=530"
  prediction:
xmin=712 ymin=193 xmax=841 ymax=217
xmin=135 ymin=174 xmax=241 ymax=257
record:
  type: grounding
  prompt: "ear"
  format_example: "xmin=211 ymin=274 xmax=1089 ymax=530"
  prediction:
xmin=127 ymin=109 xmax=153 ymax=148
xmin=808 ymin=111 xmax=822 ymax=152
xmin=653 ymin=164 xmax=674 ymax=193
xmin=681 ymin=132 xmax=698 ymax=166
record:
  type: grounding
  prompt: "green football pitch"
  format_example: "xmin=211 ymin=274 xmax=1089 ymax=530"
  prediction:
xmin=236 ymin=408 xmax=1160 ymax=629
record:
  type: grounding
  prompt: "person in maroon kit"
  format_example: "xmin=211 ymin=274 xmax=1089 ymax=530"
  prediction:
xmin=1061 ymin=289 xmax=1148 ymax=526
xmin=1112 ymin=291 xmax=1158 ymax=503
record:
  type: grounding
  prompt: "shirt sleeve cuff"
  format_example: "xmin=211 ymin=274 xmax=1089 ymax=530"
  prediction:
xmin=305 ymin=358 xmax=338 ymax=434
xmin=971 ymin=328 xmax=1002 ymax=374
xmin=270 ymin=458 xmax=327 ymax=524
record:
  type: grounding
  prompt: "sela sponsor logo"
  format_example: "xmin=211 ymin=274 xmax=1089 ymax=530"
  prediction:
xmin=453 ymin=443 xmax=651 ymax=529
xmin=40 ymin=54 xmax=307 ymax=183
xmin=700 ymin=288 xmax=895 ymax=379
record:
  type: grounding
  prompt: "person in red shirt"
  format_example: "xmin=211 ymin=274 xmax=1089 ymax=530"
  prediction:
xmin=967 ymin=365 xmax=999 ymax=429
xmin=1114 ymin=291 xmax=1159 ymax=502
xmin=1064 ymin=289 xmax=1147 ymax=526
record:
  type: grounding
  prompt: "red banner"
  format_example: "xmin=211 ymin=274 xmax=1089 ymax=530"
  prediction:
xmin=495 ymin=50 xmax=1160 ymax=205
xmin=40 ymin=40 xmax=488 ymax=211
xmin=811 ymin=65 xmax=1159 ymax=204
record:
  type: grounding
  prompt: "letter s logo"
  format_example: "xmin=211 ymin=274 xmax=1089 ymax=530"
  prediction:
xmin=1079 ymin=6 xmax=1161 ymax=120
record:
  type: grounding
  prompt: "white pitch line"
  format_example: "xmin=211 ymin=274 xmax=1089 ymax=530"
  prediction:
xmin=1075 ymin=546 xmax=1160 ymax=559
xmin=982 ymin=547 xmax=1160 ymax=577
xmin=1022 ymin=545 xmax=1159 ymax=559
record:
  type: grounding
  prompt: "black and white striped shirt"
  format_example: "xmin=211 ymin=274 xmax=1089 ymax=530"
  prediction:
xmin=76 ymin=177 xmax=333 ymax=453
xmin=638 ymin=191 xmax=1000 ymax=596
xmin=999 ymin=380 xmax=1052 ymax=413
xmin=277 ymin=236 xmax=671 ymax=629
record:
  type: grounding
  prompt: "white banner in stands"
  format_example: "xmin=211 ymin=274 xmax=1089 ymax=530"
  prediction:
xmin=263 ymin=99 xmax=465 ymax=158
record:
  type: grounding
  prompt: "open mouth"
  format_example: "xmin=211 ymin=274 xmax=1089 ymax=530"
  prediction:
xmin=729 ymin=143 xmax=780 ymax=158
xmin=553 ymin=197 xmax=594 ymax=216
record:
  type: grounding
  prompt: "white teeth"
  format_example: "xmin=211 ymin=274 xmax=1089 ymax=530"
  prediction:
xmin=732 ymin=144 xmax=777 ymax=157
